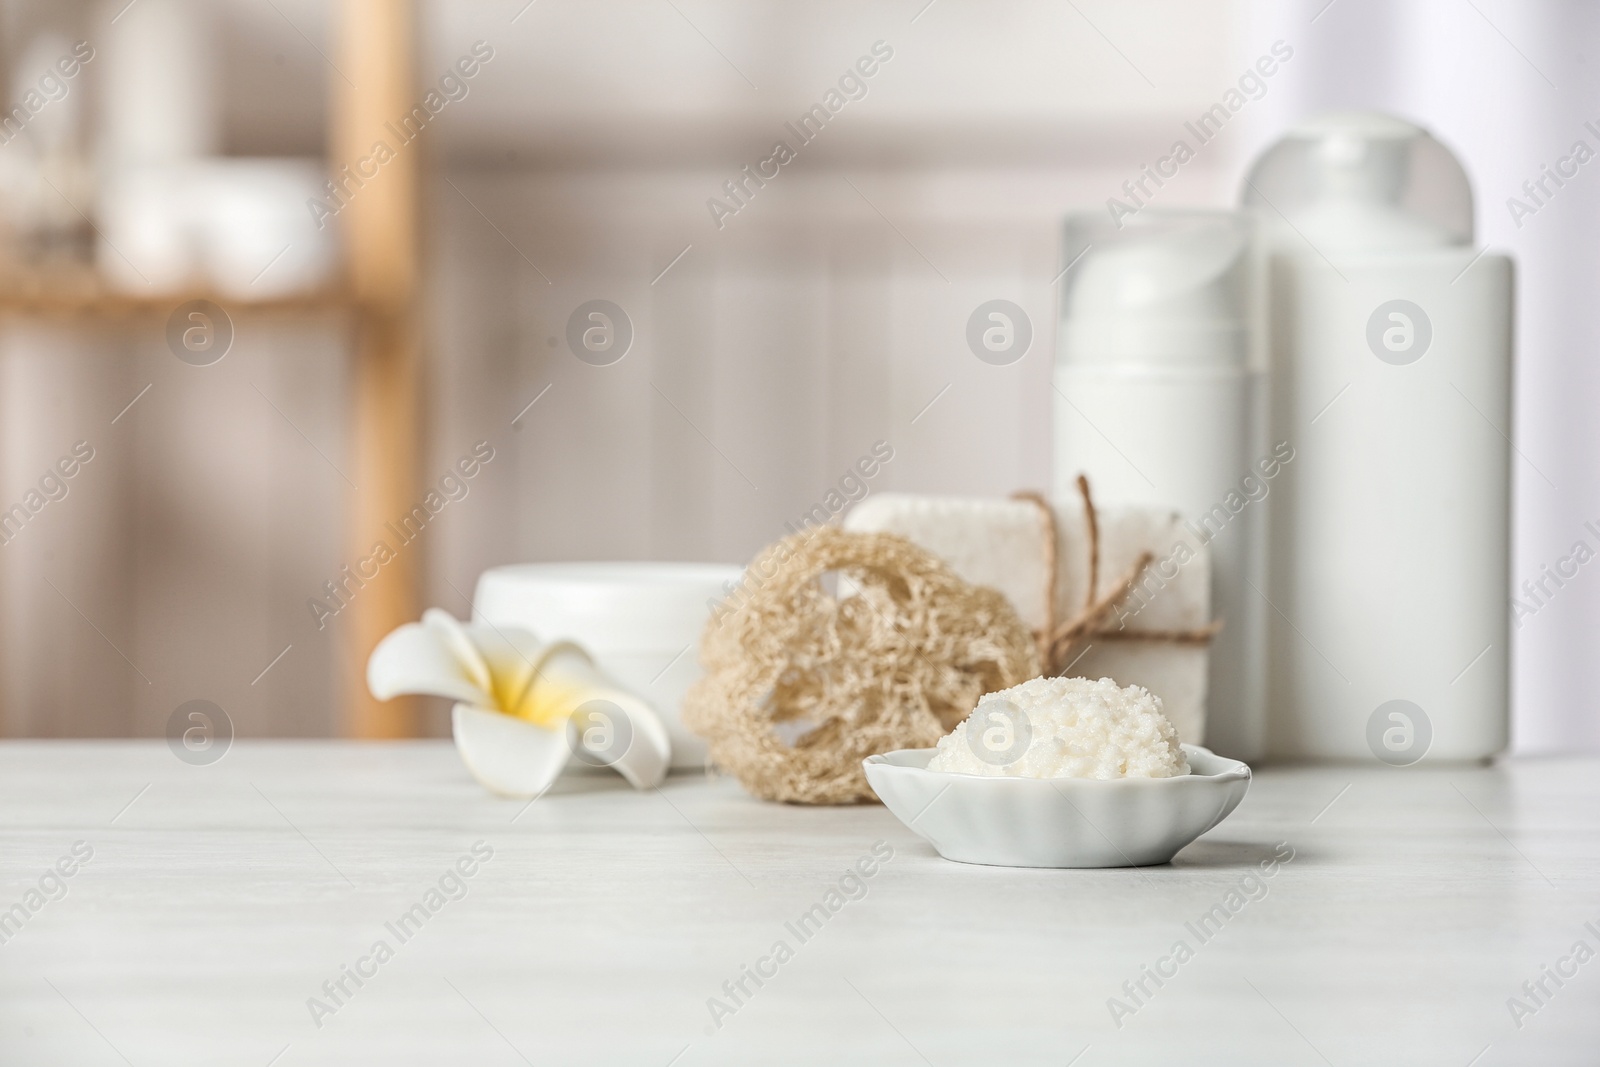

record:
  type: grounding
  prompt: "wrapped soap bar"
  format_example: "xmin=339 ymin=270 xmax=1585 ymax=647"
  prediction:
xmin=844 ymin=491 xmax=1213 ymax=744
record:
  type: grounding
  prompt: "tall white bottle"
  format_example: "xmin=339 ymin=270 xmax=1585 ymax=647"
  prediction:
xmin=1243 ymin=113 xmax=1512 ymax=763
xmin=1053 ymin=210 xmax=1268 ymax=761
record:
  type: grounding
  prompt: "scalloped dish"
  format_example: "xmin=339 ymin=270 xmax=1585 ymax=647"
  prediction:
xmin=864 ymin=743 xmax=1250 ymax=868
xmin=862 ymin=677 xmax=1249 ymax=868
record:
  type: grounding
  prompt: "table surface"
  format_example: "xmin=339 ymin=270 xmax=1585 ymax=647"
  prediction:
xmin=0 ymin=742 xmax=1596 ymax=1067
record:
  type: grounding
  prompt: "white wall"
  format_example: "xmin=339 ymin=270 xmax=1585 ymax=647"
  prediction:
xmin=8 ymin=0 xmax=1591 ymax=752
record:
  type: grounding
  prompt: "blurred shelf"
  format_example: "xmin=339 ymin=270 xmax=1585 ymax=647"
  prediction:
xmin=0 ymin=0 xmax=422 ymax=742
xmin=0 ymin=270 xmax=356 ymax=318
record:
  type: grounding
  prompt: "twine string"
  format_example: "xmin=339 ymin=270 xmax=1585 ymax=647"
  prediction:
xmin=1012 ymin=477 xmax=1221 ymax=676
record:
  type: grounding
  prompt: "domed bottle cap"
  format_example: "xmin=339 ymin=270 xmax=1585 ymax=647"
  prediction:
xmin=1056 ymin=209 xmax=1260 ymax=371
xmin=1240 ymin=111 xmax=1473 ymax=250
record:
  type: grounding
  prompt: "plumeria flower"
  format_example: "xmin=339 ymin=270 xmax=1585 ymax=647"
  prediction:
xmin=368 ymin=609 xmax=670 ymax=797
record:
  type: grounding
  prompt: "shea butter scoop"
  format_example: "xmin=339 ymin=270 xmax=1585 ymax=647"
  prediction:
xmin=927 ymin=676 xmax=1189 ymax=780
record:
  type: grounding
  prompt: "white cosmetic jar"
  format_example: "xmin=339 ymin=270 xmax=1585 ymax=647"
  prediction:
xmin=473 ymin=562 xmax=744 ymax=770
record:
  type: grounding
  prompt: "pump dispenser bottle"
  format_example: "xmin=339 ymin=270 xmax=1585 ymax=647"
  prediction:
xmin=1242 ymin=112 xmax=1512 ymax=762
xmin=1053 ymin=210 xmax=1267 ymax=761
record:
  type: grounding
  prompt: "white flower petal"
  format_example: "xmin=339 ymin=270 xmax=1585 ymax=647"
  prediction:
xmin=462 ymin=621 xmax=546 ymax=715
xmin=367 ymin=619 xmax=494 ymax=706
xmin=587 ymin=690 xmax=673 ymax=791
xmin=451 ymin=703 xmax=571 ymax=799
xmin=422 ymin=609 xmax=493 ymax=695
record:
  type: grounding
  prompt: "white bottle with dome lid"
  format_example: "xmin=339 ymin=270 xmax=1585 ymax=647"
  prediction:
xmin=1053 ymin=210 xmax=1268 ymax=762
xmin=1242 ymin=111 xmax=1512 ymax=763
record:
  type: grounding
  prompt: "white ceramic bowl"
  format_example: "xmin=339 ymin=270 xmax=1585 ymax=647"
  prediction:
xmin=863 ymin=744 xmax=1250 ymax=868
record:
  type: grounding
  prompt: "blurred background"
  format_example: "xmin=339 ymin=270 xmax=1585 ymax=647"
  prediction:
xmin=0 ymin=0 xmax=1592 ymax=751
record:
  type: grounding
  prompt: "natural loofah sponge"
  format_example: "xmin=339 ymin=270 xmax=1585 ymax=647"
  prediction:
xmin=683 ymin=527 xmax=1039 ymax=804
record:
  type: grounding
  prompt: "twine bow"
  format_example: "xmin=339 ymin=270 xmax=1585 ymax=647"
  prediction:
xmin=1012 ymin=476 xmax=1222 ymax=676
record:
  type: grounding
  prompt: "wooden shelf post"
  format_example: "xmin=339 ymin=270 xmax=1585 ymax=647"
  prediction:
xmin=333 ymin=0 xmax=422 ymax=737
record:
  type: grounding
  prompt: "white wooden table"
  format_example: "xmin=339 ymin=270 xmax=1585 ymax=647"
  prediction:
xmin=1 ymin=742 xmax=1596 ymax=1066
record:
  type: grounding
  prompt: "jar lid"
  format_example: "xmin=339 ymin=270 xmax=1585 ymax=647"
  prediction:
xmin=473 ymin=562 xmax=744 ymax=652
